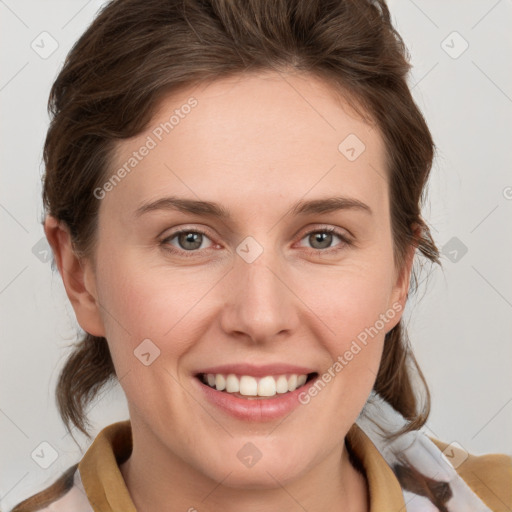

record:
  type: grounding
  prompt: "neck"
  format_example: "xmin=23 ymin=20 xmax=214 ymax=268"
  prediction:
xmin=120 ymin=421 xmax=369 ymax=512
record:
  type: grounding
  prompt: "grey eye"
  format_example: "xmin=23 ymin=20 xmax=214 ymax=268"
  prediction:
xmin=308 ymin=232 xmax=334 ymax=250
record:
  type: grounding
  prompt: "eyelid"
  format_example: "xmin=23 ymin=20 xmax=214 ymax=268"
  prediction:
xmin=160 ymin=224 xmax=216 ymax=241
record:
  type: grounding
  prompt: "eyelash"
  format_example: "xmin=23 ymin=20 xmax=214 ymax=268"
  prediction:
xmin=160 ymin=226 xmax=353 ymax=258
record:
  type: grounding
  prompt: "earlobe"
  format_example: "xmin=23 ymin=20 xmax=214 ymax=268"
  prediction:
xmin=43 ymin=216 xmax=106 ymax=337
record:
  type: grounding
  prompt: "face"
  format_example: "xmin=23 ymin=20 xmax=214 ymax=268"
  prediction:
xmin=74 ymin=71 xmax=411 ymax=487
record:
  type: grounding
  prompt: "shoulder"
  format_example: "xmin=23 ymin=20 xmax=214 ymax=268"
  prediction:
xmin=9 ymin=464 xmax=93 ymax=512
xmin=430 ymin=437 xmax=512 ymax=512
xmin=9 ymin=422 xmax=130 ymax=512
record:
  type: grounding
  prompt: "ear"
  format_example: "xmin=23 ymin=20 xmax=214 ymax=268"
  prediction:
xmin=44 ymin=216 xmax=105 ymax=337
xmin=388 ymin=223 xmax=420 ymax=318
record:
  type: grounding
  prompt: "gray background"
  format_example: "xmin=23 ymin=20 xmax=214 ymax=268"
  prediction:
xmin=1 ymin=0 xmax=511 ymax=508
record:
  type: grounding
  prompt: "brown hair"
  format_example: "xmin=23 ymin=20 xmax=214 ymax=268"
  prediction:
xmin=12 ymin=0 xmax=440 ymax=509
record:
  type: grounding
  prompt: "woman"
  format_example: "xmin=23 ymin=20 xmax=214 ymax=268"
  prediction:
xmin=11 ymin=0 xmax=511 ymax=511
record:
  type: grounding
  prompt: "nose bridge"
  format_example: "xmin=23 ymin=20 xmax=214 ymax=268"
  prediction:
xmin=221 ymin=241 xmax=298 ymax=342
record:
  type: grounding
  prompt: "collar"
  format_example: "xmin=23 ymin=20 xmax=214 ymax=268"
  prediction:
xmin=78 ymin=420 xmax=405 ymax=511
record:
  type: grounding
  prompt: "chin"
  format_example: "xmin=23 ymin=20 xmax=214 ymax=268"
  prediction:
xmin=188 ymin=444 xmax=310 ymax=490
xmin=215 ymin=461 xmax=306 ymax=490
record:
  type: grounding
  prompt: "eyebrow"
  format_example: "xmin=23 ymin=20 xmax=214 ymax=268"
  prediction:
xmin=135 ymin=195 xmax=373 ymax=219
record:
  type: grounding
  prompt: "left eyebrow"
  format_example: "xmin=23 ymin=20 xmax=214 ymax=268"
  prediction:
xmin=134 ymin=195 xmax=373 ymax=219
xmin=289 ymin=196 xmax=373 ymax=217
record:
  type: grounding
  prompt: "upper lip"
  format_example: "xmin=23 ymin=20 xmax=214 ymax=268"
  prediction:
xmin=195 ymin=363 xmax=317 ymax=377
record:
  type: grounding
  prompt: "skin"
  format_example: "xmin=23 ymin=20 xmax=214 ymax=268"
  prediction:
xmin=45 ymin=70 xmax=416 ymax=512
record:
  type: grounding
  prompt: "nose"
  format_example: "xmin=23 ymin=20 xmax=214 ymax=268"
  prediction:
xmin=219 ymin=248 xmax=300 ymax=345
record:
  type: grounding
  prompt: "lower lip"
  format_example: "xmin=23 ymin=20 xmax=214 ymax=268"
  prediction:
xmin=194 ymin=375 xmax=319 ymax=421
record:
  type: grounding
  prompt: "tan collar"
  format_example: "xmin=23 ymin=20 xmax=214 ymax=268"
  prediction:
xmin=78 ymin=420 xmax=406 ymax=511
xmin=79 ymin=420 xmax=136 ymax=512
xmin=345 ymin=422 xmax=406 ymax=510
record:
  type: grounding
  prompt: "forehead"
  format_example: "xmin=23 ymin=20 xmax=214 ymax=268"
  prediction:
xmin=105 ymin=71 xmax=388 ymax=220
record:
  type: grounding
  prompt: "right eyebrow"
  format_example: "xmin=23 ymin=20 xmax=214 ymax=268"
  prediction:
xmin=135 ymin=196 xmax=230 ymax=218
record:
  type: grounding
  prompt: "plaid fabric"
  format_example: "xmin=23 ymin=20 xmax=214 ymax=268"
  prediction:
xmin=357 ymin=392 xmax=493 ymax=511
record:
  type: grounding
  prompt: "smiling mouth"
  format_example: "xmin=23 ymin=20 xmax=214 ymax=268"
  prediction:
xmin=196 ymin=372 xmax=318 ymax=399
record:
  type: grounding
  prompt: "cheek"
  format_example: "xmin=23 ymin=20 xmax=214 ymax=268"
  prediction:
xmin=97 ymin=243 xmax=215 ymax=328
xmin=92 ymin=249 xmax=203 ymax=367
xmin=297 ymin=258 xmax=397 ymax=338
xmin=93 ymin=256 xmax=205 ymax=411
xmin=296 ymin=258 xmax=397 ymax=389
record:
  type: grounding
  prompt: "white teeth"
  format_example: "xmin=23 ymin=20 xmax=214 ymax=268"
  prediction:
xmin=226 ymin=374 xmax=240 ymax=393
xmin=239 ymin=375 xmax=258 ymax=396
xmin=215 ymin=374 xmax=226 ymax=391
xmin=258 ymin=376 xmax=277 ymax=397
xmin=288 ymin=374 xmax=298 ymax=392
xmin=203 ymin=373 xmax=311 ymax=397
xmin=276 ymin=375 xmax=289 ymax=394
